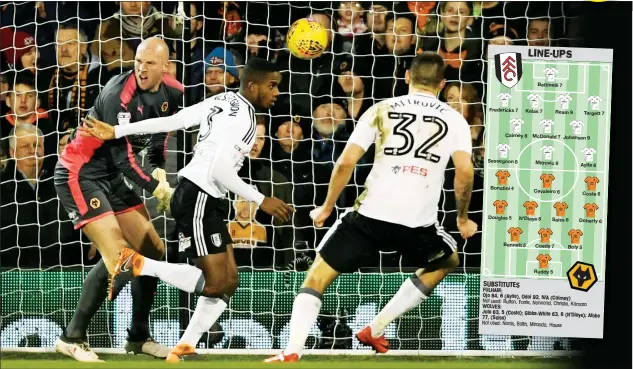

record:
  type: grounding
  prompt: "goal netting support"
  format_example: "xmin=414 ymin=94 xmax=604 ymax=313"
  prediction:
xmin=0 ymin=1 xmax=582 ymax=355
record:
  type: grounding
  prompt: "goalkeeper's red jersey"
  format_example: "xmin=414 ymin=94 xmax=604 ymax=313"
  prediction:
xmin=56 ymin=70 xmax=183 ymax=193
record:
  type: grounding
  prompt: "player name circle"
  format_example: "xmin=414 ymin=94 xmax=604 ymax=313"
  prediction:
xmin=514 ymin=138 xmax=579 ymax=203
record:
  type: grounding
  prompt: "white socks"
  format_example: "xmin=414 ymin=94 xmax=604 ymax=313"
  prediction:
xmin=178 ymin=296 xmax=228 ymax=347
xmin=284 ymin=289 xmax=322 ymax=356
xmin=368 ymin=277 xmax=428 ymax=337
xmin=139 ymin=257 xmax=205 ymax=293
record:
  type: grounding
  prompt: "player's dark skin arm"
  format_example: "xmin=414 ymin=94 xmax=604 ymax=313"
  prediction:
xmin=452 ymin=150 xmax=475 ymax=220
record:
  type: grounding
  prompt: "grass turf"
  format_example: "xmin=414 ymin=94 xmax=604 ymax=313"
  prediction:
xmin=0 ymin=353 xmax=575 ymax=369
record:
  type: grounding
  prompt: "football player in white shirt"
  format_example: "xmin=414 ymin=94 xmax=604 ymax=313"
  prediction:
xmin=588 ymin=95 xmax=602 ymax=110
xmin=497 ymin=92 xmax=512 ymax=107
xmin=527 ymin=93 xmax=541 ymax=109
xmin=79 ymin=58 xmax=294 ymax=363
xmin=557 ymin=94 xmax=572 ymax=109
xmin=543 ymin=67 xmax=558 ymax=82
xmin=540 ymin=119 xmax=554 ymax=133
xmin=570 ymin=120 xmax=584 ymax=135
xmin=265 ymin=52 xmax=478 ymax=362
xmin=510 ymin=118 xmax=524 ymax=133
xmin=583 ymin=147 xmax=597 ymax=162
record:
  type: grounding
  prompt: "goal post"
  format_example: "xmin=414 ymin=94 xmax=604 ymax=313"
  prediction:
xmin=0 ymin=1 xmax=581 ymax=356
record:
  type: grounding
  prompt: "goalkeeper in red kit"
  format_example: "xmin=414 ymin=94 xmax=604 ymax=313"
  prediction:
xmin=53 ymin=37 xmax=182 ymax=362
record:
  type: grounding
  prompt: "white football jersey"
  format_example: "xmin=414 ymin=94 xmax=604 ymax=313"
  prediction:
xmin=540 ymin=119 xmax=554 ymax=133
xmin=557 ymin=94 xmax=572 ymax=109
xmin=497 ymin=93 xmax=511 ymax=107
xmin=510 ymin=118 xmax=524 ymax=133
xmin=177 ymin=92 xmax=257 ymax=198
xmin=570 ymin=120 xmax=584 ymax=135
xmin=527 ymin=94 xmax=541 ymax=108
xmin=588 ymin=95 xmax=602 ymax=110
xmin=582 ymin=147 xmax=596 ymax=162
xmin=497 ymin=143 xmax=510 ymax=158
xmin=543 ymin=68 xmax=558 ymax=82
xmin=541 ymin=145 xmax=554 ymax=160
xmin=347 ymin=92 xmax=472 ymax=228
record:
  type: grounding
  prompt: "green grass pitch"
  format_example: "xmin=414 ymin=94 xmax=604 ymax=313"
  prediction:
xmin=0 ymin=353 xmax=574 ymax=369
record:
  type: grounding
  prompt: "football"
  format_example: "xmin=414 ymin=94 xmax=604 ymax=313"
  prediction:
xmin=286 ymin=18 xmax=329 ymax=60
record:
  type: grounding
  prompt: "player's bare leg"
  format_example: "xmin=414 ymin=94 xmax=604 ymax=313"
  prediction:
xmin=265 ymin=255 xmax=340 ymax=363
xmin=165 ymin=245 xmax=239 ymax=363
xmin=358 ymin=252 xmax=461 ymax=353
xmin=115 ymin=207 xmax=169 ymax=358
xmin=56 ymin=215 xmax=128 ymax=362
xmin=111 ymin=243 xmax=238 ymax=362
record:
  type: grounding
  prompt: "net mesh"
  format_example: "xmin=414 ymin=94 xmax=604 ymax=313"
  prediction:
xmin=0 ymin=1 xmax=582 ymax=351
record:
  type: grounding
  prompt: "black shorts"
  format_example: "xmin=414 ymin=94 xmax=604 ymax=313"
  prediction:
xmin=317 ymin=210 xmax=458 ymax=273
xmin=170 ymin=177 xmax=232 ymax=258
xmin=54 ymin=168 xmax=145 ymax=230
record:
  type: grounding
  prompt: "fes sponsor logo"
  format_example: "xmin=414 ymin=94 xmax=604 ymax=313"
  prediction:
xmin=391 ymin=165 xmax=428 ymax=176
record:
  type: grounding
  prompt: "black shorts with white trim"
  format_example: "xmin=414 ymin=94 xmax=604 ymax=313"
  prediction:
xmin=317 ymin=209 xmax=457 ymax=273
xmin=170 ymin=178 xmax=232 ymax=259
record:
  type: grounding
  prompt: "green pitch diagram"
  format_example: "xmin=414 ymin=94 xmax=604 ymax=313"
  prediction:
xmin=479 ymin=45 xmax=612 ymax=339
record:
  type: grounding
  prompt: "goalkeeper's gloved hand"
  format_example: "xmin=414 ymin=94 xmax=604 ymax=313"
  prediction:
xmin=151 ymin=168 xmax=167 ymax=182
xmin=152 ymin=180 xmax=173 ymax=213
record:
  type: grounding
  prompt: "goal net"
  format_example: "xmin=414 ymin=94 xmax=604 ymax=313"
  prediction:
xmin=0 ymin=1 xmax=582 ymax=353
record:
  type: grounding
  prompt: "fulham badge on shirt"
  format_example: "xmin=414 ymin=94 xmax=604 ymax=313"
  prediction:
xmin=495 ymin=52 xmax=523 ymax=88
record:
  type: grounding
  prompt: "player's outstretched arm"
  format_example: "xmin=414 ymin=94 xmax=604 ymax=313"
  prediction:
xmin=452 ymin=150 xmax=478 ymax=239
xmin=80 ymin=103 xmax=203 ymax=140
xmin=311 ymin=143 xmax=366 ymax=227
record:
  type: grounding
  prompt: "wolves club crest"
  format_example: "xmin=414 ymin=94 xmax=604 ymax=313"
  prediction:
xmin=495 ymin=52 xmax=523 ymax=88
xmin=566 ymin=261 xmax=597 ymax=292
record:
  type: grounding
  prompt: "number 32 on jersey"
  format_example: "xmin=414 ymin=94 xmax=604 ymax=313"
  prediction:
xmin=382 ymin=112 xmax=448 ymax=163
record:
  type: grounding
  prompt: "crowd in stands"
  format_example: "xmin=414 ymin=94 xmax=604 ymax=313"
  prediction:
xmin=0 ymin=1 xmax=581 ymax=270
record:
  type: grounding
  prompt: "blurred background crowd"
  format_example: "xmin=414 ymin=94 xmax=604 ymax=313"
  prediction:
xmin=0 ymin=1 xmax=583 ymax=271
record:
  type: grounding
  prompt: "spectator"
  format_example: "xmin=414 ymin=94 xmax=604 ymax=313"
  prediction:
xmin=0 ymin=124 xmax=81 ymax=268
xmin=1 ymin=71 xmax=55 ymax=162
xmin=201 ymin=47 xmax=240 ymax=100
xmin=270 ymin=114 xmax=315 ymax=246
xmin=362 ymin=2 xmax=391 ymax=55
xmin=420 ymin=1 xmax=483 ymax=84
xmin=47 ymin=25 xmax=109 ymax=132
xmin=0 ymin=28 xmax=38 ymax=72
xmin=336 ymin=1 xmax=368 ymax=53
xmin=239 ymin=117 xmax=295 ymax=266
xmin=527 ymin=18 xmax=552 ymax=47
xmin=440 ymin=82 xmax=485 ymax=268
xmin=91 ymin=1 xmax=183 ymax=72
xmin=334 ymin=54 xmax=373 ymax=121
xmin=311 ymin=99 xmax=352 ymax=207
xmin=406 ymin=1 xmax=439 ymax=34
xmin=373 ymin=13 xmax=418 ymax=99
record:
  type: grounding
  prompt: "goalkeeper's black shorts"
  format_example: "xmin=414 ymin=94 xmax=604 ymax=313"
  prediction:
xmin=54 ymin=165 xmax=144 ymax=230
xmin=170 ymin=177 xmax=232 ymax=258
xmin=317 ymin=209 xmax=458 ymax=273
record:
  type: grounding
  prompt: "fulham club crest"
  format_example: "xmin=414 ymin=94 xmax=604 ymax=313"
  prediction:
xmin=495 ymin=52 xmax=523 ymax=88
